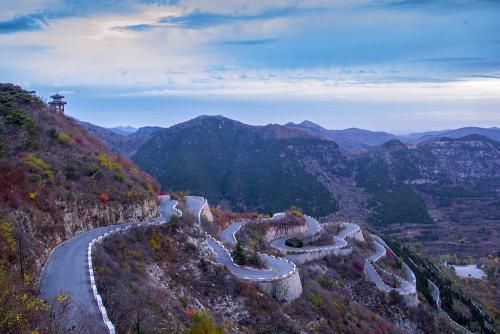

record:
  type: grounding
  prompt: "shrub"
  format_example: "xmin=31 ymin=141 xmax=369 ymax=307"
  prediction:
xmin=64 ymin=166 xmax=80 ymax=181
xmin=48 ymin=128 xmax=58 ymax=139
xmin=352 ymin=259 xmax=364 ymax=273
xmin=98 ymin=153 xmax=121 ymax=170
xmin=185 ymin=311 xmax=224 ymax=334
xmin=232 ymin=241 xmax=246 ymax=265
xmin=113 ymin=173 xmax=124 ymax=182
xmin=57 ymin=132 xmax=71 ymax=144
xmin=149 ymin=231 xmax=162 ymax=251
xmin=0 ymin=221 xmax=16 ymax=256
xmin=28 ymin=192 xmax=36 ymax=201
xmin=285 ymin=238 xmax=303 ymax=248
xmin=5 ymin=110 xmax=34 ymax=130
xmin=290 ymin=210 xmax=303 ymax=218
xmin=308 ymin=292 xmax=325 ymax=309
xmin=318 ymin=275 xmax=334 ymax=290
xmin=23 ymin=153 xmax=54 ymax=181
xmin=88 ymin=164 xmax=101 ymax=178
xmin=99 ymin=192 xmax=110 ymax=204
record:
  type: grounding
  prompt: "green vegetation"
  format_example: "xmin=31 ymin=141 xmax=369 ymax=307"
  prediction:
xmin=0 ymin=84 xmax=36 ymax=132
xmin=232 ymin=241 xmax=246 ymax=265
xmin=48 ymin=128 xmax=58 ymax=139
xmin=98 ymin=153 xmax=122 ymax=170
xmin=355 ymin=156 xmax=433 ymax=226
xmin=385 ymin=238 xmax=495 ymax=333
xmin=23 ymin=153 xmax=54 ymax=181
xmin=285 ymin=238 xmax=303 ymax=248
xmin=186 ymin=311 xmax=224 ymax=334
xmin=88 ymin=164 xmax=102 ymax=178
xmin=133 ymin=116 xmax=346 ymax=216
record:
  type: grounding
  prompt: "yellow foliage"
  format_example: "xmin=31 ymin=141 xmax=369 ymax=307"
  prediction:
xmin=98 ymin=153 xmax=122 ymax=170
xmin=186 ymin=311 xmax=225 ymax=334
xmin=28 ymin=192 xmax=36 ymax=201
xmin=23 ymin=153 xmax=54 ymax=180
xmin=57 ymin=132 xmax=71 ymax=143
xmin=0 ymin=221 xmax=16 ymax=253
xmin=308 ymin=292 xmax=325 ymax=309
xmin=148 ymin=231 xmax=162 ymax=251
xmin=56 ymin=294 xmax=68 ymax=303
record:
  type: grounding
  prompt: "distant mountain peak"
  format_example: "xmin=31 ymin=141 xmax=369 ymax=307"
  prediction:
xmin=298 ymin=120 xmax=323 ymax=128
xmin=109 ymin=125 xmax=137 ymax=135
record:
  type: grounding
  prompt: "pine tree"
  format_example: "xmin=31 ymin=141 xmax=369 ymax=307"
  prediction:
xmin=232 ymin=241 xmax=246 ymax=265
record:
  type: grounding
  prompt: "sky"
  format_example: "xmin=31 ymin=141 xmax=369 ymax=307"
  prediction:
xmin=0 ymin=0 xmax=499 ymax=133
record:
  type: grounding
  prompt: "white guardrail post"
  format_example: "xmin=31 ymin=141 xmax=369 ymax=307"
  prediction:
xmin=86 ymin=197 xmax=181 ymax=333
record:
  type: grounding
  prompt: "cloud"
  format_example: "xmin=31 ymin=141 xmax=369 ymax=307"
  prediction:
xmin=0 ymin=12 xmax=51 ymax=34
xmin=220 ymin=38 xmax=278 ymax=46
xmin=158 ymin=6 xmax=325 ymax=29
xmin=112 ymin=23 xmax=157 ymax=32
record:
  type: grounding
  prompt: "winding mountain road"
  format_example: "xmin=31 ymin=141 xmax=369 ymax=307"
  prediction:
xmin=185 ymin=197 xmax=296 ymax=282
xmin=270 ymin=220 xmax=360 ymax=254
xmin=39 ymin=196 xmax=178 ymax=330
xmin=187 ymin=196 xmax=417 ymax=303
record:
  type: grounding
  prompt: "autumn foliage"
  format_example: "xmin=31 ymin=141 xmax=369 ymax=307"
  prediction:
xmin=0 ymin=83 xmax=160 ymax=330
xmin=99 ymin=192 xmax=110 ymax=204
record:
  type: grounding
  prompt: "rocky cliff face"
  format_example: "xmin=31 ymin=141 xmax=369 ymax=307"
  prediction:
xmin=12 ymin=198 xmax=158 ymax=271
xmin=414 ymin=135 xmax=500 ymax=183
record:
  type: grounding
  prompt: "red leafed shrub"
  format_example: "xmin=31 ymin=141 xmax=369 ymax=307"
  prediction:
xmin=386 ymin=250 xmax=393 ymax=259
xmin=158 ymin=191 xmax=167 ymax=196
xmin=75 ymin=137 xmax=84 ymax=145
xmin=0 ymin=163 xmax=28 ymax=207
xmin=99 ymin=192 xmax=110 ymax=204
xmin=352 ymin=259 xmax=364 ymax=273
xmin=185 ymin=310 xmax=193 ymax=318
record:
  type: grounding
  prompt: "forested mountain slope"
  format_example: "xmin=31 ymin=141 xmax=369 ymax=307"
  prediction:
xmin=133 ymin=116 xmax=351 ymax=216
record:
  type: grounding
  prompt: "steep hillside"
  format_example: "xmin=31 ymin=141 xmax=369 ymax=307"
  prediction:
xmin=0 ymin=83 xmax=159 ymax=332
xmin=133 ymin=116 xmax=350 ymax=216
xmin=78 ymin=120 xmax=163 ymax=157
xmin=355 ymin=136 xmax=500 ymax=257
xmin=93 ymin=210 xmax=453 ymax=334
xmin=355 ymin=139 xmax=434 ymax=227
xmin=286 ymin=120 xmax=395 ymax=152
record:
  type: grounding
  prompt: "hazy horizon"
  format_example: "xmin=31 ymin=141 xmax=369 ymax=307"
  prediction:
xmin=76 ymin=110 xmax=499 ymax=136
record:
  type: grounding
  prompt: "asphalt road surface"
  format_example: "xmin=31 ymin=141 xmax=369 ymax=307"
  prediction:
xmin=39 ymin=196 xmax=177 ymax=331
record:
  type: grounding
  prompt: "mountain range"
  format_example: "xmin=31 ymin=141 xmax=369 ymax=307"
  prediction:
xmin=86 ymin=119 xmax=500 ymax=154
xmin=286 ymin=120 xmax=500 ymax=152
xmin=79 ymin=115 xmax=500 ymax=259
xmin=108 ymin=125 xmax=137 ymax=135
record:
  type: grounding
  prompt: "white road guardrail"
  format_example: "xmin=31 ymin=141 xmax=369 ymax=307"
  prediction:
xmin=87 ymin=198 xmax=180 ymax=334
xmin=195 ymin=199 xmax=298 ymax=283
